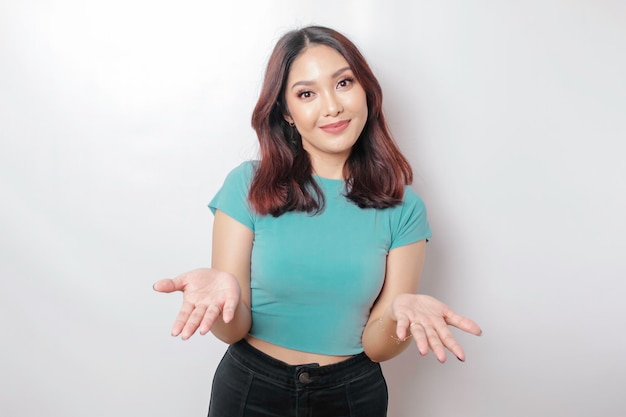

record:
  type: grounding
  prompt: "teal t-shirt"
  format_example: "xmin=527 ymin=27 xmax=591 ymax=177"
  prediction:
xmin=209 ymin=161 xmax=432 ymax=355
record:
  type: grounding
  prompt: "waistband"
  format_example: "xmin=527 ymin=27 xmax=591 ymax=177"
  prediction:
xmin=226 ymin=339 xmax=380 ymax=389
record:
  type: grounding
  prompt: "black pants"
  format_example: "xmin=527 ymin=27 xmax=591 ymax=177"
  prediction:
xmin=208 ymin=339 xmax=388 ymax=417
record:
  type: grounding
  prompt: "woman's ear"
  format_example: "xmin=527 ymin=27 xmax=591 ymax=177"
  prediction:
xmin=278 ymin=100 xmax=294 ymax=126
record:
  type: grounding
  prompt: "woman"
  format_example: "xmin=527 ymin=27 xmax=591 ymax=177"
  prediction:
xmin=154 ymin=26 xmax=482 ymax=417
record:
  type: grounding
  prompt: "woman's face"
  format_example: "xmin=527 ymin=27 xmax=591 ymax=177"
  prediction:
xmin=283 ymin=45 xmax=368 ymax=173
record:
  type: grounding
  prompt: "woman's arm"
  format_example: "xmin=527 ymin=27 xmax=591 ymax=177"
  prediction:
xmin=362 ymin=240 xmax=482 ymax=363
xmin=361 ymin=240 xmax=425 ymax=362
xmin=152 ymin=210 xmax=253 ymax=342
xmin=208 ymin=209 xmax=254 ymax=344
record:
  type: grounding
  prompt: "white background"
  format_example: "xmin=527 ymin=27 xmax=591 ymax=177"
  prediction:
xmin=1 ymin=1 xmax=625 ymax=416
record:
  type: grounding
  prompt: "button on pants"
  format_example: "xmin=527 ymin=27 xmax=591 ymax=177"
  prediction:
xmin=207 ymin=339 xmax=388 ymax=417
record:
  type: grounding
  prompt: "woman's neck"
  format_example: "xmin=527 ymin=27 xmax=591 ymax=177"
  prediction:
xmin=309 ymin=155 xmax=347 ymax=179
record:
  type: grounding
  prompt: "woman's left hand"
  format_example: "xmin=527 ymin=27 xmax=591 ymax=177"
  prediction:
xmin=392 ymin=294 xmax=482 ymax=363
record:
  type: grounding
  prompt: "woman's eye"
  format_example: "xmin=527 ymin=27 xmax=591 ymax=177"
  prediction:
xmin=337 ymin=78 xmax=354 ymax=88
xmin=298 ymin=91 xmax=313 ymax=99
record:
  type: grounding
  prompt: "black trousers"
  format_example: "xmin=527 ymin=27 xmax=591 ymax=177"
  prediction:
xmin=208 ymin=339 xmax=388 ymax=417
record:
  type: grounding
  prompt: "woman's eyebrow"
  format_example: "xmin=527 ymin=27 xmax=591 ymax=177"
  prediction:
xmin=290 ymin=66 xmax=352 ymax=90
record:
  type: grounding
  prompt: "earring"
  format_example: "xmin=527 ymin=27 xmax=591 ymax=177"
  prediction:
xmin=288 ymin=123 xmax=300 ymax=147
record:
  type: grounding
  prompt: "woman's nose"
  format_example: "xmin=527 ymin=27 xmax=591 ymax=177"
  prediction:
xmin=321 ymin=91 xmax=343 ymax=117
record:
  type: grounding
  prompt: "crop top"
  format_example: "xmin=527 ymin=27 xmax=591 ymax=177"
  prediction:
xmin=208 ymin=161 xmax=432 ymax=355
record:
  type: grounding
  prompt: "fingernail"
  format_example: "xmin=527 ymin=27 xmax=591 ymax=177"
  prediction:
xmin=457 ymin=356 xmax=465 ymax=362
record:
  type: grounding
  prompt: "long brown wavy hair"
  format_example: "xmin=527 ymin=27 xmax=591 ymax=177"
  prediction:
xmin=250 ymin=26 xmax=413 ymax=216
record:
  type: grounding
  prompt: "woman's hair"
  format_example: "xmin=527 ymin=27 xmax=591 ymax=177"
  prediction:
xmin=250 ymin=26 xmax=413 ymax=216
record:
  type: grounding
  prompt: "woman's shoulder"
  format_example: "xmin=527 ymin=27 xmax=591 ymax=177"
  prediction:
xmin=229 ymin=160 xmax=258 ymax=176
xmin=223 ymin=160 xmax=259 ymax=183
xmin=401 ymin=185 xmax=427 ymax=208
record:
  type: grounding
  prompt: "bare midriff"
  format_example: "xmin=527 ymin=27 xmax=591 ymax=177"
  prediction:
xmin=245 ymin=335 xmax=354 ymax=366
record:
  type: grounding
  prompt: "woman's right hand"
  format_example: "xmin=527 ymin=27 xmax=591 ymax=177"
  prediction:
xmin=153 ymin=268 xmax=241 ymax=340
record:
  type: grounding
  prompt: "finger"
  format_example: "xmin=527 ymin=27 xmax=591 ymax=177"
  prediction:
xmin=221 ymin=293 xmax=240 ymax=324
xmin=153 ymin=277 xmax=185 ymax=293
xmin=395 ymin=315 xmax=411 ymax=341
xmin=171 ymin=302 xmax=195 ymax=337
xmin=435 ymin=323 xmax=466 ymax=362
xmin=153 ymin=279 xmax=174 ymax=293
xmin=180 ymin=304 xmax=210 ymax=340
xmin=221 ymin=284 xmax=241 ymax=323
xmin=444 ymin=309 xmax=483 ymax=336
xmin=410 ymin=323 xmax=429 ymax=356
xmin=199 ymin=304 xmax=222 ymax=335
xmin=425 ymin=325 xmax=447 ymax=363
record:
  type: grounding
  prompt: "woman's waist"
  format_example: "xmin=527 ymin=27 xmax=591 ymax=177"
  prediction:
xmin=245 ymin=336 xmax=354 ymax=366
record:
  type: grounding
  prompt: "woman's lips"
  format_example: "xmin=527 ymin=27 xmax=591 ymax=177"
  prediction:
xmin=319 ymin=120 xmax=350 ymax=134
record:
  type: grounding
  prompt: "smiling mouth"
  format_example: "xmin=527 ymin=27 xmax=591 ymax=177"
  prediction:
xmin=319 ymin=120 xmax=350 ymax=134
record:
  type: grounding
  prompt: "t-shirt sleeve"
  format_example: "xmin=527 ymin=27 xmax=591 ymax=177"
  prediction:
xmin=389 ymin=186 xmax=432 ymax=249
xmin=208 ymin=161 xmax=256 ymax=231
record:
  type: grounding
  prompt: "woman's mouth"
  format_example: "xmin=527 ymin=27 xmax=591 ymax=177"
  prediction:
xmin=319 ymin=120 xmax=350 ymax=134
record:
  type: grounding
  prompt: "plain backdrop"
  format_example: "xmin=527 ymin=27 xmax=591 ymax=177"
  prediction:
xmin=1 ymin=1 xmax=625 ymax=416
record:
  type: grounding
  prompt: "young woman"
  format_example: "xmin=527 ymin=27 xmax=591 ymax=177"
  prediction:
xmin=154 ymin=26 xmax=482 ymax=417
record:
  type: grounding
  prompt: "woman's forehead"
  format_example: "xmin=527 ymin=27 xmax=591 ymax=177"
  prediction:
xmin=287 ymin=45 xmax=351 ymax=86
